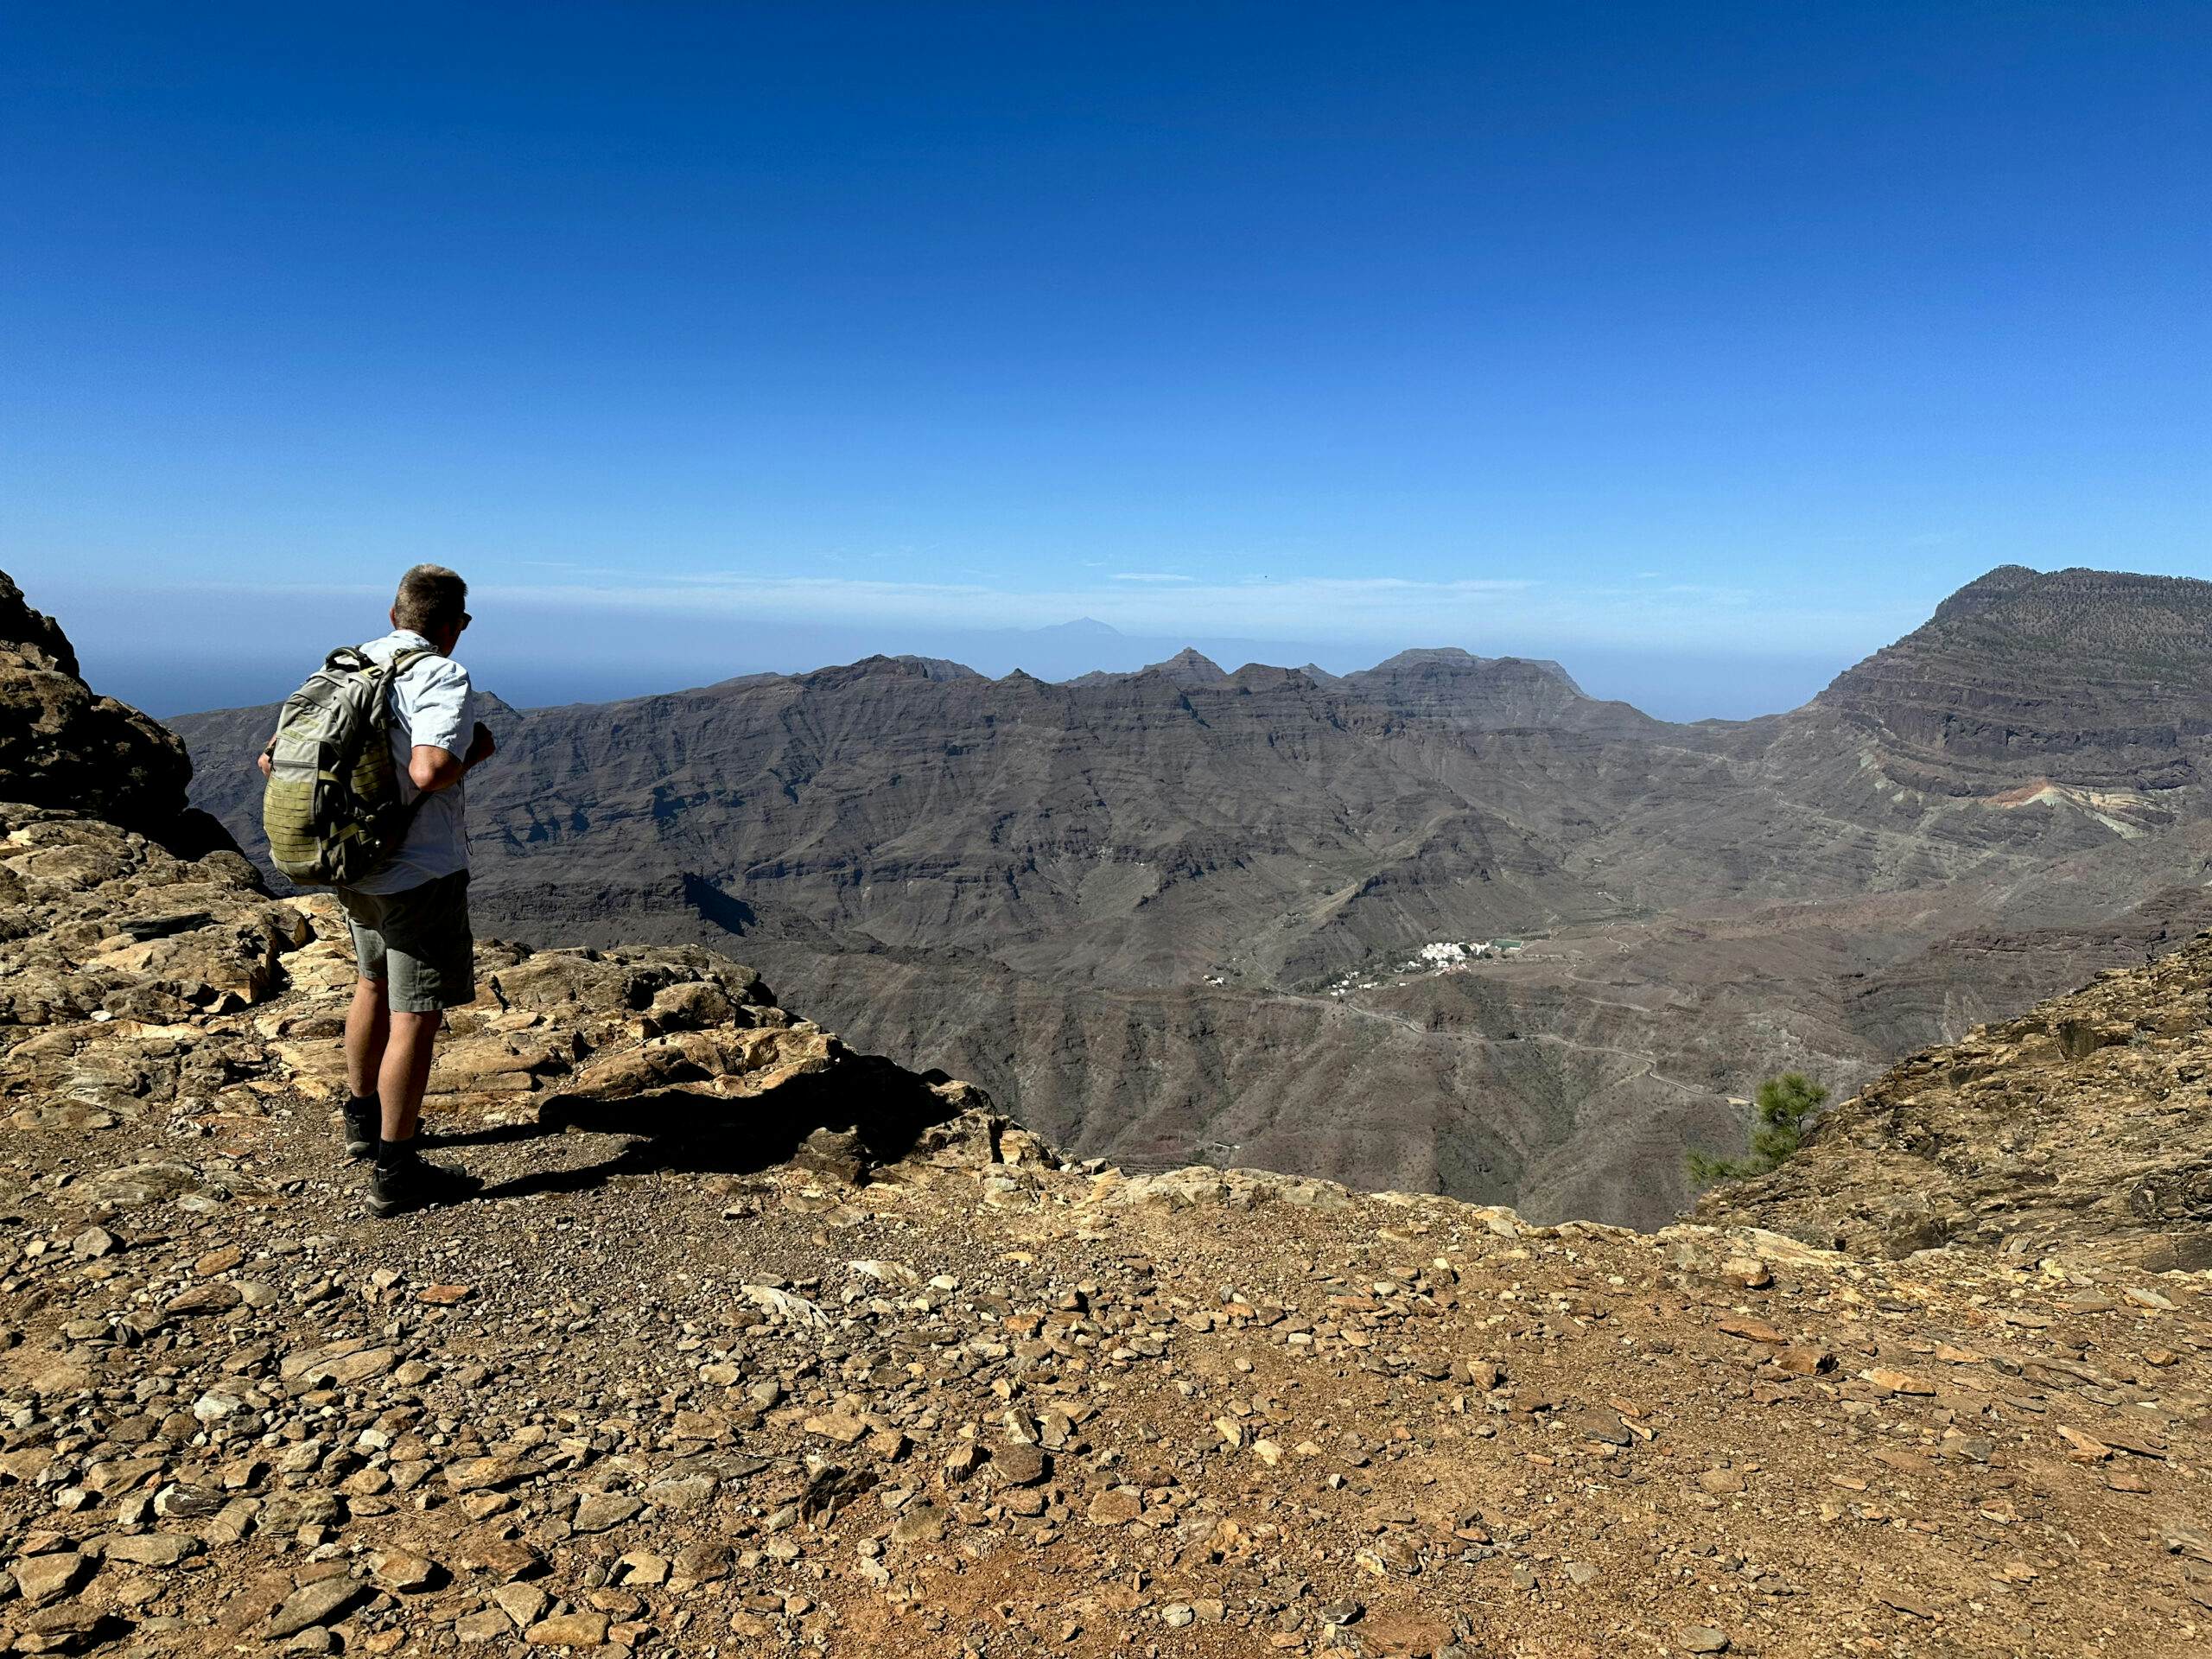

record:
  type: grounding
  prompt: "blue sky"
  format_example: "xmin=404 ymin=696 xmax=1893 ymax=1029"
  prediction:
xmin=4 ymin=3 xmax=2208 ymax=717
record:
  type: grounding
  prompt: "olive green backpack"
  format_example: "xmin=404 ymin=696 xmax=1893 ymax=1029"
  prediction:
xmin=261 ymin=645 xmax=434 ymax=887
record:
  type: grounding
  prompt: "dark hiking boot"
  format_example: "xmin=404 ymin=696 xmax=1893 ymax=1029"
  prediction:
xmin=341 ymin=1095 xmax=380 ymax=1160
xmin=367 ymin=1154 xmax=480 ymax=1217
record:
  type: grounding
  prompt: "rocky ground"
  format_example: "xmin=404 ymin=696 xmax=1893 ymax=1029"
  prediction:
xmin=2 ymin=804 xmax=2210 ymax=1657
xmin=1699 ymin=935 xmax=2212 ymax=1274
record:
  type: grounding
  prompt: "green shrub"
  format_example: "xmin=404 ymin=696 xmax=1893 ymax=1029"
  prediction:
xmin=1686 ymin=1072 xmax=1828 ymax=1188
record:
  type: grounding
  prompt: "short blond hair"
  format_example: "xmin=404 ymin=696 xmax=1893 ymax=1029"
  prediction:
xmin=393 ymin=563 xmax=467 ymax=635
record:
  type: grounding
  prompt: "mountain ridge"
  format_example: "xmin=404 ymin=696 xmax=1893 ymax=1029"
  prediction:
xmin=168 ymin=565 xmax=2212 ymax=1226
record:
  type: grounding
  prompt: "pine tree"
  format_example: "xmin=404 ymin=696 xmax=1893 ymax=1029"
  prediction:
xmin=1684 ymin=1072 xmax=1829 ymax=1188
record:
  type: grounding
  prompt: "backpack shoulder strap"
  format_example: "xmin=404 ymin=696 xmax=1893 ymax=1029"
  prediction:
xmin=372 ymin=647 xmax=441 ymax=728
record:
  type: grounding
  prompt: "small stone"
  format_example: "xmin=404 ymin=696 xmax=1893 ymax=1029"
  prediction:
xmin=495 ymin=1583 xmax=550 ymax=1630
xmin=1861 ymin=1368 xmax=1935 ymax=1396
xmin=890 ymin=1503 xmax=945 ymax=1545
xmin=524 ymin=1611 xmax=609 ymax=1647
xmin=13 ymin=1552 xmax=92 ymax=1605
xmin=643 ymin=1473 xmax=716 ymax=1511
xmin=1773 ymin=1346 xmax=1834 ymax=1376
xmin=672 ymin=1543 xmax=729 ymax=1583
xmin=1570 ymin=1408 xmax=1630 ymax=1446
xmin=368 ymin=1548 xmax=437 ymax=1592
xmin=444 ymin=1455 xmax=537 ymax=1493
xmin=103 ymin=1533 xmax=201 ymax=1567
xmin=1678 ymin=1627 xmax=1730 ymax=1655
xmin=455 ymin=1610 xmax=510 ymax=1644
xmin=267 ymin=1574 xmax=363 ymax=1638
xmin=804 ymin=1409 xmax=868 ymax=1446
xmin=323 ymin=1347 xmax=396 ymax=1386
xmin=992 ymin=1444 xmax=1049 ymax=1486
xmin=1087 ymin=1488 xmax=1142 ymax=1525
xmin=571 ymin=1493 xmax=642 ymax=1533
xmin=164 ymin=1283 xmax=242 ymax=1316
xmin=70 ymin=1226 xmax=118 ymax=1260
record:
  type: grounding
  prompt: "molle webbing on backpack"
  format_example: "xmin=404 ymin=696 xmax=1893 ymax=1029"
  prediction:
xmin=261 ymin=645 xmax=434 ymax=887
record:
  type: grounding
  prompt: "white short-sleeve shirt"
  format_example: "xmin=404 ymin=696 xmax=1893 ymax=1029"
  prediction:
xmin=346 ymin=628 xmax=474 ymax=895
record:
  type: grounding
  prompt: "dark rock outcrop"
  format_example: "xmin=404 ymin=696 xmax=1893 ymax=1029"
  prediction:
xmin=1 ymin=569 xmax=197 ymax=838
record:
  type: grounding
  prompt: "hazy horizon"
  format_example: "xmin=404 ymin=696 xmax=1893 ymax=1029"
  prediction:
xmin=35 ymin=570 xmax=1847 ymax=724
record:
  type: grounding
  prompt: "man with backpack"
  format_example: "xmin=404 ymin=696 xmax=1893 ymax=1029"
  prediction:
xmin=258 ymin=564 xmax=495 ymax=1215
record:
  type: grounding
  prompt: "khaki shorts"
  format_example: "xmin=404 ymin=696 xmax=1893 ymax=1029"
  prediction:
xmin=338 ymin=871 xmax=475 ymax=1014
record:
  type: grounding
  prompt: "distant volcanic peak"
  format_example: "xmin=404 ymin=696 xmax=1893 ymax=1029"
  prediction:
xmin=1225 ymin=662 xmax=1313 ymax=691
xmin=1811 ymin=563 xmax=2212 ymax=793
xmin=1297 ymin=662 xmax=1344 ymax=686
xmin=1031 ymin=615 xmax=1123 ymax=639
xmin=1511 ymin=658 xmax=1586 ymax=696
xmin=1143 ymin=647 xmax=1230 ymax=685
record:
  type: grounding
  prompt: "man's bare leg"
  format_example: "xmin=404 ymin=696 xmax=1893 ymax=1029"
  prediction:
xmin=378 ymin=1008 xmax=442 ymax=1146
xmin=367 ymin=1007 xmax=477 ymax=1215
xmin=340 ymin=977 xmax=390 ymax=1158
xmin=345 ymin=976 xmax=390 ymax=1098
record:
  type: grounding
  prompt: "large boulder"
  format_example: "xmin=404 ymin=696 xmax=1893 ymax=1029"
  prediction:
xmin=1 ymin=569 xmax=194 ymax=837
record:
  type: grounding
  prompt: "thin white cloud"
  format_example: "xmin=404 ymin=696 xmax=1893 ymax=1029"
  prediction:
xmin=1109 ymin=572 xmax=1196 ymax=583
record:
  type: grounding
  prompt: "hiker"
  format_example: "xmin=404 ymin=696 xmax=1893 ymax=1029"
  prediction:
xmin=258 ymin=564 xmax=495 ymax=1214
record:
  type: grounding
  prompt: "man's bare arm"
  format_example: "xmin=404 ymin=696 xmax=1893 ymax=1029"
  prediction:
xmin=407 ymin=722 xmax=495 ymax=794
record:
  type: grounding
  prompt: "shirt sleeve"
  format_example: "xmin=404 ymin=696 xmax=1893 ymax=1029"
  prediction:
xmin=398 ymin=658 xmax=473 ymax=758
